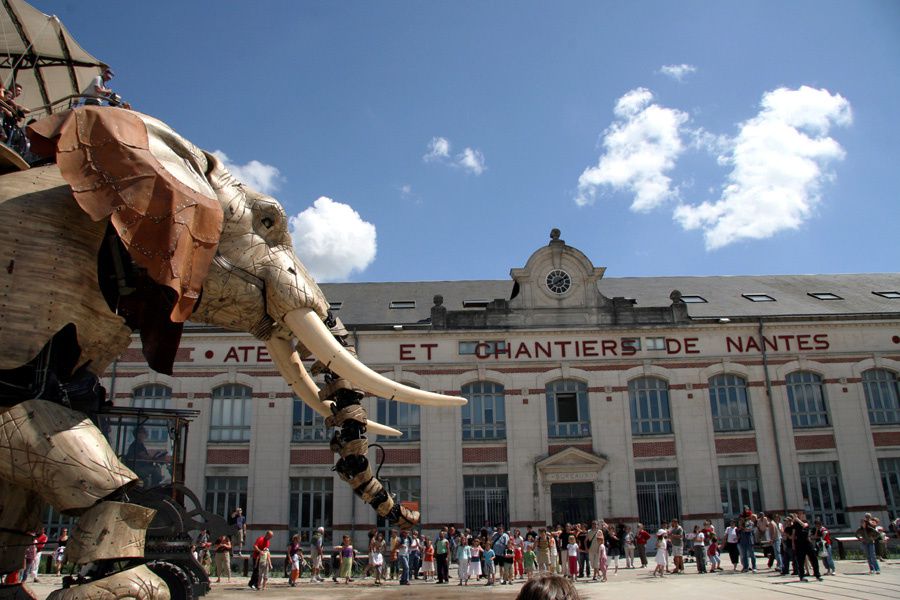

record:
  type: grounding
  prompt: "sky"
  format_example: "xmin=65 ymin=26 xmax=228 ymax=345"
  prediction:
xmin=31 ymin=0 xmax=900 ymax=283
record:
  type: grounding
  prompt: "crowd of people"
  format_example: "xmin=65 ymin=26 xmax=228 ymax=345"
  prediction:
xmin=193 ymin=506 xmax=895 ymax=592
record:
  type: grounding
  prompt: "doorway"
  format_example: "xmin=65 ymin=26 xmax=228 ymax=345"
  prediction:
xmin=550 ymin=482 xmax=594 ymax=526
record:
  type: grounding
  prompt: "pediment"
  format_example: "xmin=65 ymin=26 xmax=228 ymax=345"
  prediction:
xmin=536 ymin=446 xmax=608 ymax=471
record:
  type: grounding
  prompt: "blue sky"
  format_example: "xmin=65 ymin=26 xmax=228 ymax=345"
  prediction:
xmin=35 ymin=0 xmax=900 ymax=282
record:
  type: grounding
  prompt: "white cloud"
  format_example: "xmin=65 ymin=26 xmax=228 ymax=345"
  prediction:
xmin=575 ymin=87 xmax=688 ymax=210
xmin=289 ymin=197 xmax=377 ymax=282
xmin=400 ymin=184 xmax=413 ymax=197
xmin=674 ymin=86 xmax=852 ymax=249
xmin=457 ymin=147 xmax=486 ymax=175
xmin=423 ymin=136 xmax=486 ymax=175
xmin=658 ymin=64 xmax=697 ymax=81
xmin=212 ymin=150 xmax=281 ymax=194
xmin=423 ymin=136 xmax=451 ymax=162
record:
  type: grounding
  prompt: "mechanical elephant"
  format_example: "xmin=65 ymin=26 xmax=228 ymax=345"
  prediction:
xmin=0 ymin=107 xmax=463 ymax=599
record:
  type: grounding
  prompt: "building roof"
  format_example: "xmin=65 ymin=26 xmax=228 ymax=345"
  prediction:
xmin=321 ymin=273 xmax=900 ymax=326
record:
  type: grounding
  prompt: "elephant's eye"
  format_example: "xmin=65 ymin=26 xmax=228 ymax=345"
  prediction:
xmin=261 ymin=217 xmax=275 ymax=229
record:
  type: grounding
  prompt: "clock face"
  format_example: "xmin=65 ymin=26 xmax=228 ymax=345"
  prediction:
xmin=546 ymin=269 xmax=572 ymax=294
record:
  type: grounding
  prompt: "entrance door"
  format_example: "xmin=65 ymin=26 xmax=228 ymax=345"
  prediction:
xmin=550 ymin=482 xmax=594 ymax=526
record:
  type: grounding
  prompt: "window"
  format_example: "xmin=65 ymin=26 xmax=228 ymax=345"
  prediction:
xmin=43 ymin=506 xmax=76 ymax=541
xmin=645 ymin=337 xmax=665 ymax=351
xmin=459 ymin=340 xmax=507 ymax=356
xmin=629 ymin=377 xmax=672 ymax=435
xmin=389 ymin=300 xmax=416 ymax=309
xmin=680 ymin=295 xmax=707 ymax=303
xmin=210 ymin=384 xmax=253 ymax=441
xmin=376 ymin=396 xmax=420 ymax=441
xmin=546 ymin=380 xmax=590 ymax=438
xmin=719 ymin=465 xmax=762 ymax=520
xmin=463 ymin=474 xmax=508 ymax=530
xmin=292 ymin=398 xmax=328 ymax=443
xmin=463 ymin=299 xmax=490 ymax=308
xmin=205 ymin=476 xmax=247 ymax=520
xmin=132 ymin=384 xmax=172 ymax=442
xmin=873 ymin=291 xmax=900 ymax=299
xmin=708 ymin=374 xmax=753 ymax=431
xmin=377 ymin=476 xmax=421 ymax=536
xmin=742 ymin=293 xmax=776 ymax=302
xmin=462 ymin=381 xmax=506 ymax=440
xmin=879 ymin=457 xmax=900 ymax=519
xmin=786 ymin=372 xmax=829 ymax=428
xmin=799 ymin=462 xmax=845 ymax=527
xmin=862 ymin=369 xmax=900 ymax=425
xmin=636 ymin=469 xmax=680 ymax=527
xmin=808 ymin=292 xmax=843 ymax=300
xmin=289 ymin=477 xmax=333 ymax=544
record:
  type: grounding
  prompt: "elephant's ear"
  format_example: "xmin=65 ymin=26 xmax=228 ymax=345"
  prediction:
xmin=28 ymin=107 xmax=224 ymax=323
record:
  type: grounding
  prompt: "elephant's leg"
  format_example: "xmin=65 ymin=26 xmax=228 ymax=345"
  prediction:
xmin=324 ymin=376 xmax=419 ymax=529
xmin=0 ymin=478 xmax=44 ymax=600
xmin=0 ymin=401 xmax=167 ymax=600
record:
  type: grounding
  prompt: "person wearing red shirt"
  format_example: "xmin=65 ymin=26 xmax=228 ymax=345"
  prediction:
xmin=634 ymin=524 xmax=651 ymax=568
xmin=248 ymin=531 xmax=273 ymax=590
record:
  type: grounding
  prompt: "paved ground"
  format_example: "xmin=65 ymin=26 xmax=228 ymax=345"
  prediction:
xmin=26 ymin=559 xmax=899 ymax=600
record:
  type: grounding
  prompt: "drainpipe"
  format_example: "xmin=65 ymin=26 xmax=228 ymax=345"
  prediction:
xmin=108 ymin=356 xmax=118 ymax=404
xmin=759 ymin=318 xmax=789 ymax=513
xmin=350 ymin=328 xmax=360 ymax=542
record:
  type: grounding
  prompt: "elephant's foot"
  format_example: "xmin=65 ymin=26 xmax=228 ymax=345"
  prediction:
xmin=47 ymin=566 xmax=169 ymax=600
xmin=323 ymin=376 xmax=419 ymax=528
xmin=0 ymin=584 xmax=38 ymax=600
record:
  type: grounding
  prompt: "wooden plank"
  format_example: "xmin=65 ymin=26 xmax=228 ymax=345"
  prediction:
xmin=0 ymin=143 xmax=29 ymax=174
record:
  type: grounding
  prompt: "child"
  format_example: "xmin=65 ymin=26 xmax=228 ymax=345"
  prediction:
xmin=258 ymin=547 xmax=273 ymax=590
xmin=548 ymin=532 xmax=559 ymax=574
xmin=523 ymin=545 xmax=537 ymax=579
xmin=653 ymin=530 xmax=667 ymax=578
xmin=338 ymin=535 xmax=355 ymax=584
xmin=596 ymin=531 xmax=608 ymax=582
xmin=370 ymin=533 xmax=385 ymax=585
xmin=422 ymin=539 xmax=435 ymax=581
xmin=468 ymin=539 xmax=483 ymax=582
xmin=483 ymin=546 xmax=496 ymax=585
xmin=708 ymin=534 xmax=721 ymax=572
xmin=566 ymin=535 xmax=579 ymax=580
xmin=457 ymin=536 xmax=471 ymax=585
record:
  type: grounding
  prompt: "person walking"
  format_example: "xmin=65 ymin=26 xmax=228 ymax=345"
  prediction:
xmin=397 ymin=529 xmax=411 ymax=585
xmin=790 ymin=514 xmax=822 ymax=581
xmin=691 ymin=525 xmax=707 ymax=574
xmin=310 ymin=527 xmax=325 ymax=583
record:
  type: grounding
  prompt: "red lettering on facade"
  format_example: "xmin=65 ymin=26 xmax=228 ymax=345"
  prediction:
xmin=777 ymin=335 xmax=793 ymax=351
xmin=553 ymin=341 xmax=570 ymax=358
xmin=582 ymin=340 xmax=599 ymax=357
xmin=665 ymin=338 xmax=682 ymax=354
xmin=814 ymin=334 xmax=830 ymax=350
xmin=256 ymin=346 xmax=271 ymax=363
xmin=515 ymin=343 xmax=533 ymax=359
xmin=224 ymin=347 xmax=240 ymax=362
xmin=745 ymin=337 xmax=761 ymax=352
xmin=796 ymin=335 xmax=812 ymax=351
xmin=475 ymin=343 xmax=491 ymax=359
xmin=726 ymin=337 xmax=743 ymax=353
xmin=534 ymin=342 xmax=552 ymax=358
xmin=421 ymin=343 xmax=438 ymax=360
xmin=399 ymin=344 xmax=416 ymax=361
xmin=684 ymin=338 xmax=700 ymax=354
xmin=601 ymin=340 xmax=617 ymax=356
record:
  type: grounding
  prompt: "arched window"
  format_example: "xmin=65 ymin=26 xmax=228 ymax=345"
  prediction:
xmin=786 ymin=371 xmax=829 ymax=428
xmin=708 ymin=374 xmax=753 ymax=431
xmin=629 ymin=377 xmax=672 ymax=435
xmin=132 ymin=384 xmax=172 ymax=442
xmin=292 ymin=398 xmax=328 ymax=442
xmin=376 ymin=391 xmax=420 ymax=441
xmin=461 ymin=381 xmax=506 ymax=440
xmin=546 ymin=379 xmax=589 ymax=438
xmin=862 ymin=369 xmax=900 ymax=425
xmin=210 ymin=384 xmax=253 ymax=442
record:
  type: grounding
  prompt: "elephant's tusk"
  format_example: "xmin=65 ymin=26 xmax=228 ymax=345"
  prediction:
xmin=283 ymin=308 xmax=468 ymax=407
xmin=265 ymin=338 xmax=402 ymax=437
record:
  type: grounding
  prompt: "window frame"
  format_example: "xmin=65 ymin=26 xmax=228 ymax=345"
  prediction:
xmin=292 ymin=398 xmax=329 ymax=443
xmin=719 ymin=464 xmax=763 ymax=520
xmin=463 ymin=474 xmax=509 ymax=530
xmin=708 ymin=373 xmax=753 ymax=432
xmin=862 ymin=369 xmax=900 ymax=425
xmin=209 ymin=383 xmax=253 ymax=442
xmin=629 ymin=376 xmax=673 ymax=435
xmin=545 ymin=379 xmax=590 ymax=438
xmin=376 ymin=395 xmax=421 ymax=441
xmin=288 ymin=477 xmax=334 ymax=544
xmin=785 ymin=371 xmax=830 ymax=429
xmin=205 ymin=476 xmax=248 ymax=520
xmin=461 ymin=381 xmax=507 ymax=440
xmin=799 ymin=461 xmax=846 ymax=527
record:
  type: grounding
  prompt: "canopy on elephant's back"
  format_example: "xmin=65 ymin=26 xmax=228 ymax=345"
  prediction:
xmin=0 ymin=0 xmax=106 ymax=117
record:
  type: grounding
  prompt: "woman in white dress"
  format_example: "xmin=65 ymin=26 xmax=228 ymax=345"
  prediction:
xmin=653 ymin=530 xmax=668 ymax=578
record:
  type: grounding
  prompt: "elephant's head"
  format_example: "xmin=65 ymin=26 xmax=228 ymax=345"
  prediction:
xmin=27 ymin=107 xmax=463 ymax=523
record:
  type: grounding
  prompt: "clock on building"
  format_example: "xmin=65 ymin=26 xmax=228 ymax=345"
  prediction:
xmin=546 ymin=269 xmax=572 ymax=294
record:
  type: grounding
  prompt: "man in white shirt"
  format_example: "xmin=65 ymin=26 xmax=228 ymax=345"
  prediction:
xmin=82 ymin=67 xmax=114 ymax=105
